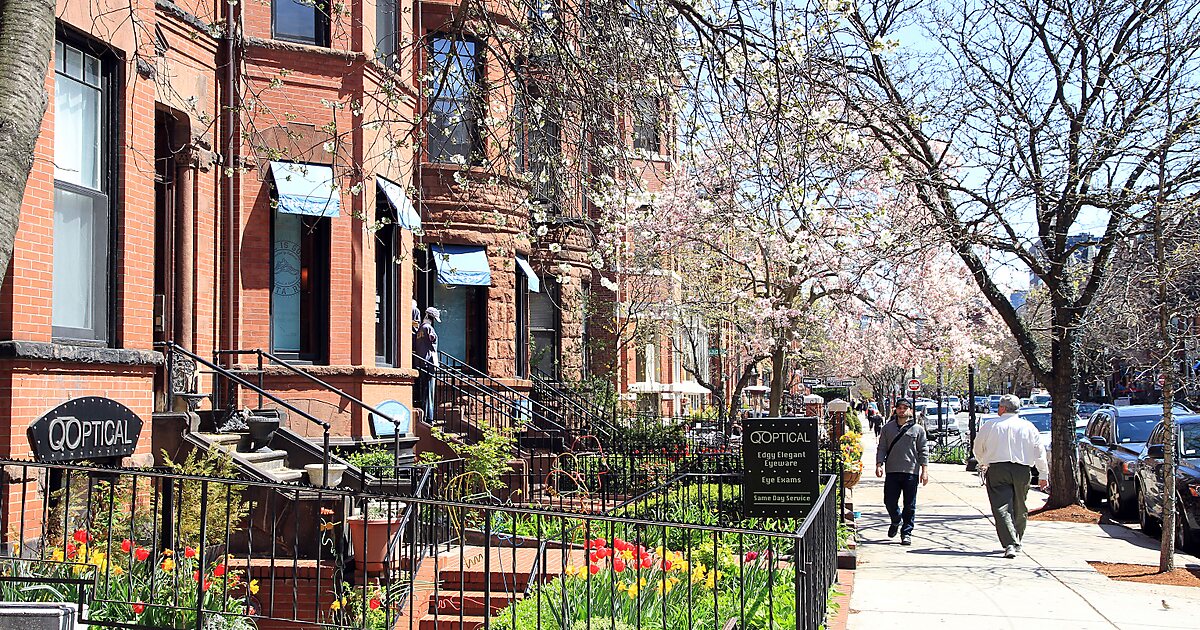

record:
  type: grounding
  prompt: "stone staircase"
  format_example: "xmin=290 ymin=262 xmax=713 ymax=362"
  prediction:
xmin=193 ymin=432 xmax=308 ymax=484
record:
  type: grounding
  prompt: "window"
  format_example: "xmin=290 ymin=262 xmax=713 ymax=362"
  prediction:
xmin=516 ymin=273 xmax=528 ymax=377
xmin=427 ymin=37 xmax=482 ymax=164
xmin=632 ymin=96 xmax=660 ymax=153
xmin=529 ymin=282 xmax=559 ymax=377
xmin=273 ymin=0 xmax=329 ymax=46
xmin=374 ymin=194 xmax=398 ymax=366
xmin=376 ymin=0 xmax=397 ymax=63
xmin=53 ymin=40 xmax=112 ymax=343
xmin=416 ymin=248 xmax=488 ymax=371
xmin=271 ymin=211 xmax=329 ymax=362
xmin=580 ymin=280 xmax=591 ymax=379
xmin=523 ymin=98 xmax=562 ymax=203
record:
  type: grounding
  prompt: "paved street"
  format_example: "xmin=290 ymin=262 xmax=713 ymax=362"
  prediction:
xmin=849 ymin=430 xmax=1200 ymax=629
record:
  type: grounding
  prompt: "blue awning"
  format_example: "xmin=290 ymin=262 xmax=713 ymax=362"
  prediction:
xmin=377 ymin=176 xmax=421 ymax=230
xmin=516 ymin=256 xmax=540 ymax=293
xmin=270 ymin=162 xmax=341 ymax=217
xmin=432 ymin=245 xmax=492 ymax=286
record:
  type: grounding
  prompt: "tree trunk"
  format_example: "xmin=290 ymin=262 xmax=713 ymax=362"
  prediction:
xmin=0 ymin=0 xmax=54 ymax=289
xmin=1045 ymin=336 xmax=1080 ymax=508
xmin=769 ymin=346 xmax=786 ymax=416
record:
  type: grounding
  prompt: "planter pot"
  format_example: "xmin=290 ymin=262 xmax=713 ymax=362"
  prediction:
xmin=346 ymin=515 xmax=404 ymax=571
xmin=842 ymin=469 xmax=863 ymax=488
xmin=305 ymin=463 xmax=347 ymax=487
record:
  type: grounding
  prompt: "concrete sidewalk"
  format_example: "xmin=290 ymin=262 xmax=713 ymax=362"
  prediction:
xmin=849 ymin=430 xmax=1200 ymax=629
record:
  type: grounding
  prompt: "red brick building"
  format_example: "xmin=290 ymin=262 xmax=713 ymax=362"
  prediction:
xmin=0 ymin=0 xmax=678 ymax=473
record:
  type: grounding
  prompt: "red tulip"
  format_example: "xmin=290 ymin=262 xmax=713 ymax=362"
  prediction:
xmin=184 ymin=547 xmax=197 ymax=559
xmin=212 ymin=563 xmax=226 ymax=577
xmin=134 ymin=547 xmax=150 ymax=562
xmin=613 ymin=559 xmax=626 ymax=573
xmin=369 ymin=598 xmax=381 ymax=610
xmin=120 ymin=539 xmax=132 ymax=553
xmin=744 ymin=551 xmax=759 ymax=562
xmin=589 ymin=563 xmax=601 ymax=575
xmin=65 ymin=543 xmax=78 ymax=559
xmin=132 ymin=602 xmax=145 ymax=614
xmin=72 ymin=529 xmax=90 ymax=544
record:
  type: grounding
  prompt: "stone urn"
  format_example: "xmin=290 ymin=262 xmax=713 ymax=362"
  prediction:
xmin=246 ymin=416 xmax=279 ymax=452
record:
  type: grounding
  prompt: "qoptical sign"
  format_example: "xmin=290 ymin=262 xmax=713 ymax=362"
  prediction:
xmin=743 ymin=416 xmax=819 ymax=518
xmin=28 ymin=397 xmax=143 ymax=462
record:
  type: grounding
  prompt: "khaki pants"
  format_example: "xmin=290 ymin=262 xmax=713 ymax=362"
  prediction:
xmin=985 ymin=462 xmax=1031 ymax=549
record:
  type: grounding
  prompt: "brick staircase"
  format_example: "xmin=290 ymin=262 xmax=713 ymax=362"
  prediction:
xmin=412 ymin=545 xmax=580 ymax=630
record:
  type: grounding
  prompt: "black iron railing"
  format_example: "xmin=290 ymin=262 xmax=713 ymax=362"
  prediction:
xmin=529 ymin=367 xmax=619 ymax=442
xmin=158 ymin=341 xmax=335 ymax=482
xmin=0 ymin=458 xmax=841 ymax=630
xmin=214 ymin=348 xmax=410 ymax=462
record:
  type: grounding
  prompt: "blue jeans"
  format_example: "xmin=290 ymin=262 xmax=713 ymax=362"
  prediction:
xmin=884 ymin=472 xmax=920 ymax=536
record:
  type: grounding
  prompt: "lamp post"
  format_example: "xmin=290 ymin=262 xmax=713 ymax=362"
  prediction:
xmin=966 ymin=364 xmax=979 ymax=472
xmin=827 ymin=398 xmax=851 ymax=524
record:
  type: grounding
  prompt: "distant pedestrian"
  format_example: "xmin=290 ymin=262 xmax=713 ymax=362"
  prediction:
xmin=868 ymin=408 xmax=884 ymax=436
xmin=875 ymin=399 xmax=929 ymax=546
xmin=414 ymin=307 xmax=441 ymax=423
xmin=973 ymin=394 xmax=1048 ymax=558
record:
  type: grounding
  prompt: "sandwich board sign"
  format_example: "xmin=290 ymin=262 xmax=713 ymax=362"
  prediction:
xmin=743 ymin=416 xmax=820 ymax=518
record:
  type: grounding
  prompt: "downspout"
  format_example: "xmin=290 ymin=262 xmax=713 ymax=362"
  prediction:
xmin=220 ymin=0 xmax=243 ymax=382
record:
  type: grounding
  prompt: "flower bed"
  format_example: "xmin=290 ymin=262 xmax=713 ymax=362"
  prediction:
xmin=490 ymin=536 xmax=798 ymax=630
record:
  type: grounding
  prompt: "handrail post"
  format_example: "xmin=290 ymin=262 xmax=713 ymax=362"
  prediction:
xmin=165 ymin=342 xmax=175 ymax=411
xmin=256 ymin=350 xmax=264 ymax=410
xmin=323 ymin=428 xmax=330 ymax=486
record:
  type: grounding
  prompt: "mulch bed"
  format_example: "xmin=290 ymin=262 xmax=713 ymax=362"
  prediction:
xmin=1088 ymin=561 xmax=1200 ymax=588
xmin=1029 ymin=504 xmax=1103 ymax=523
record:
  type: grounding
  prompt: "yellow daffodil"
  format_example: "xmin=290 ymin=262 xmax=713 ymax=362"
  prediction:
xmin=162 ymin=549 xmax=174 ymax=557
xmin=161 ymin=558 xmax=176 ymax=572
xmin=330 ymin=600 xmax=341 ymax=611
xmin=50 ymin=548 xmax=64 ymax=562
xmin=564 ymin=565 xmax=584 ymax=579
xmin=620 ymin=549 xmax=634 ymax=561
xmin=111 ymin=566 xmax=124 ymax=576
xmin=625 ymin=583 xmax=639 ymax=599
xmin=88 ymin=550 xmax=108 ymax=574
xmin=250 ymin=579 xmax=260 ymax=595
xmin=616 ymin=582 xmax=627 ymax=592
xmin=638 ymin=577 xmax=647 ymax=587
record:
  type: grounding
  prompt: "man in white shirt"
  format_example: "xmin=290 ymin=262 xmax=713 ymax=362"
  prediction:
xmin=973 ymin=394 xmax=1049 ymax=558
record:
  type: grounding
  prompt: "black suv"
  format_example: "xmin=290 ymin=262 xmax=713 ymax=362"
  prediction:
xmin=1134 ymin=415 xmax=1200 ymax=553
xmin=1078 ymin=404 xmax=1188 ymax=516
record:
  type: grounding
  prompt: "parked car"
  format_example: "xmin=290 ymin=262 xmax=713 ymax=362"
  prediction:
xmin=1078 ymin=404 xmax=1191 ymax=516
xmin=945 ymin=396 xmax=962 ymax=413
xmin=922 ymin=406 xmax=960 ymax=436
xmin=973 ymin=396 xmax=988 ymax=412
xmin=1018 ymin=408 xmax=1053 ymax=482
xmin=988 ymin=394 xmax=1001 ymax=414
xmin=1031 ymin=393 xmax=1052 ymax=408
xmin=1133 ymin=415 xmax=1200 ymax=552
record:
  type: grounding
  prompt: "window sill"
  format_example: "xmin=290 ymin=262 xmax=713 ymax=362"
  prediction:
xmin=0 ymin=340 xmax=163 ymax=366
xmin=244 ymin=37 xmax=359 ymax=61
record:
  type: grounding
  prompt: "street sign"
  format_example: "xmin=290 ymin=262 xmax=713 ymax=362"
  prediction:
xmin=907 ymin=379 xmax=921 ymax=392
xmin=743 ymin=416 xmax=820 ymax=518
xmin=834 ymin=379 xmax=857 ymax=387
xmin=802 ymin=378 xmax=822 ymax=386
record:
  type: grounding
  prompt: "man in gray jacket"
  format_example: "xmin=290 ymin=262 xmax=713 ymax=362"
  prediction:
xmin=875 ymin=399 xmax=929 ymax=545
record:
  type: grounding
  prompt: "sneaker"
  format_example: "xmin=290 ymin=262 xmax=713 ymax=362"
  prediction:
xmin=900 ymin=535 xmax=912 ymax=546
xmin=887 ymin=523 xmax=899 ymax=538
xmin=1003 ymin=546 xmax=1017 ymax=559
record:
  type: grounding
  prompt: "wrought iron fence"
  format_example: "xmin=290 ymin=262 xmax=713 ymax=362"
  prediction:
xmin=0 ymin=458 xmax=840 ymax=630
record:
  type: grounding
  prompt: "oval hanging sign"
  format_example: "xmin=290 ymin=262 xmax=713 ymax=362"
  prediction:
xmin=28 ymin=397 xmax=143 ymax=462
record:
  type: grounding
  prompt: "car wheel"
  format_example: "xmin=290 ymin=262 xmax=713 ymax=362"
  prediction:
xmin=1178 ymin=503 xmax=1200 ymax=554
xmin=1108 ymin=475 xmax=1131 ymax=518
xmin=1138 ymin=487 xmax=1160 ymax=537
xmin=1079 ymin=467 xmax=1097 ymax=506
